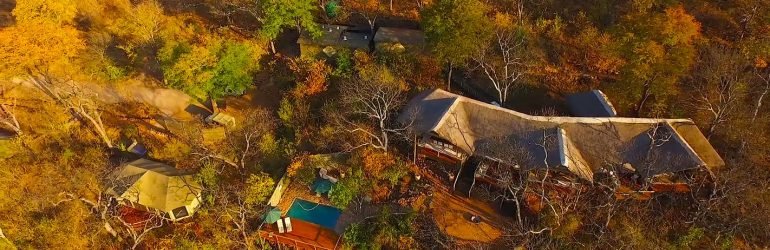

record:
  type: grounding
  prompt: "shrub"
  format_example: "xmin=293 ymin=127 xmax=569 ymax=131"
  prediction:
xmin=325 ymin=1 xmax=339 ymax=18
xmin=329 ymin=170 xmax=363 ymax=208
xmin=244 ymin=173 xmax=275 ymax=205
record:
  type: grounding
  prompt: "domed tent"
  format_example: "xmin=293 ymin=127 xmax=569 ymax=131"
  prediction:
xmin=107 ymin=159 xmax=203 ymax=222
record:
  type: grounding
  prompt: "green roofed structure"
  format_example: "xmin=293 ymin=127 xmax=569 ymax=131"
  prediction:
xmin=107 ymin=159 xmax=203 ymax=222
xmin=263 ymin=208 xmax=283 ymax=224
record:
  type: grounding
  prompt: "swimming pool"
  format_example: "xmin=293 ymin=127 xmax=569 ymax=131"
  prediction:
xmin=286 ymin=199 xmax=342 ymax=229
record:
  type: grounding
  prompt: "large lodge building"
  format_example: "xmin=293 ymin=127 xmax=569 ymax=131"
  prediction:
xmin=399 ymin=89 xmax=725 ymax=206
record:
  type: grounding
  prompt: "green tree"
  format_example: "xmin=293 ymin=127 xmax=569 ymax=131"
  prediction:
xmin=259 ymin=0 xmax=322 ymax=53
xmin=329 ymin=170 xmax=364 ymax=208
xmin=244 ymin=173 xmax=275 ymax=205
xmin=159 ymin=39 xmax=261 ymax=100
xmin=609 ymin=4 xmax=701 ymax=116
xmin=421 ymin=0 xmax=492 ymax=90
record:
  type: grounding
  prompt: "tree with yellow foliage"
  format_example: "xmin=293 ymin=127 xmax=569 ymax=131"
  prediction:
xmin=0 ymin=0 xmax=117 ymax=148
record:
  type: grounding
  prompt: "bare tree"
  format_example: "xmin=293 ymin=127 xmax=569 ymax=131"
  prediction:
xmin=750 ymin=65 xmax=770 ymax=124
xmin=332 ymin=67 xmax=409 ymax=151
xmin=213 ymin=182 xmax=272 ymax=249
xmin=175 ymin=108 xmax=276 ymax=170
xmin=473 ymin=15 xmax=531 ymax=105
xmin=474 ymin=135 xmax=533 ymax=226
xmin=347 ymin=0 xmax=384 ymax=35
xmin=740 ymin=64 xmax=770 ymax=151
xmin=687 ymin=48 xmax=748 ymax=138
xmin=0 ymin=88 xmax=21 ymax=136
xmin=25 ymin=74 xmax=114 ymax=147
xmin=205 ymin=0 xmax=262 ymax=26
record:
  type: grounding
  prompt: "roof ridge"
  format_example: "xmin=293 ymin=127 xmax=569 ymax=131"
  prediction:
xmin=433 ymin=88 xmax=694 ymax=125
xmin=429 ymin=96 xmax=461 ymax=132
xmin=664 ymin=121 xmax=707 ymax=167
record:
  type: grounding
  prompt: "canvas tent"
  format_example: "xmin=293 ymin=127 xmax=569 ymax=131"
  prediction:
xmin=107 ymin=159 xmax=203 ymax=222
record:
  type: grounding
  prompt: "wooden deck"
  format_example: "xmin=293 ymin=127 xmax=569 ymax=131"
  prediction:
xmin=260 ymin=218 xmax=340 ymax=250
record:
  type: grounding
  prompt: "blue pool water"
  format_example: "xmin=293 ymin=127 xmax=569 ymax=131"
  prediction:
xmin=286 ymin=199 xmax=342 ymax=229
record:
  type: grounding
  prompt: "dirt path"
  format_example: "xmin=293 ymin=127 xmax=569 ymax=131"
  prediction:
xmin=11 ymin=77 xmax=205 ymax=121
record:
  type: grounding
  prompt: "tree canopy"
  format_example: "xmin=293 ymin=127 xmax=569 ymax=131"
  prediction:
xmin=421 ymin=0 xmax=492 ymax=66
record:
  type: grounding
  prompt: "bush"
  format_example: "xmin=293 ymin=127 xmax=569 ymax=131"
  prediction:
xmin=329 ymin=170 xmax=363 ymax=208
xmin=676 ymin=227 xmax=705 ymax=249
xmin=325 ymin=1 xmax=339 ymax=18
xmin=342 ymin=223 xmax=369 ymax=250
xmin=333 ymin=48 xmax=353 ymax=78
xmin=244 ymin=173 xmax=275 ymax=205
xmin=295 ymin=165 xmax=316 ymax=187
xmin=341 ymin=208 xmax=417 ymax=249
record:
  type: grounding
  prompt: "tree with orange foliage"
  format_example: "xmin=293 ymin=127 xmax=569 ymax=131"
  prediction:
xmin=288 ymin=58 xmax=332 ymax=98
xmin=360 ymin=148 xmax=397 ymax=177
xmin=532 ymin=13 xmax=622 ymax=95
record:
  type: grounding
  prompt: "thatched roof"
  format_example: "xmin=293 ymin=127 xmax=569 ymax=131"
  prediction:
xmin=399 ymin=89 xmax=725 ymax=182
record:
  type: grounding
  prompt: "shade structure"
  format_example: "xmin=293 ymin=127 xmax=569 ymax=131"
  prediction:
xmin=263 ymin=208 xmax=282 ymax=224
xmin=312 ymin=179 xmax=333 ymax=194
xmin=106 ymin=159 xmax=202 ymax=221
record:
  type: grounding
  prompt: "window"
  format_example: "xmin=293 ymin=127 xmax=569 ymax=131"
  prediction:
xmin=172 ymin=207 xmax=189 ymax=220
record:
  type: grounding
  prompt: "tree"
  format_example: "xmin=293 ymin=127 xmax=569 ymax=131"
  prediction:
xmin=0 ymin=18 xmax=118 ymax=148
xmin=473 ymin=13 xmax=535 ymax=105
xmin=11 ymin=0 xmax=77 ymax=25
xmin=214 ymin=173 xmax=274 ymax=249
xmin=474 ymin=135 xmax=534 ymax=226
xmin=329 ymin=169 xmax=364 ymax=208
xmin=288 ymin=58 xmax=332 ymax=98
xmin=205 ymin=0 xmax=262 ymax=26
xmin=610 ymin=4 xmax=701 ymax=116
xmin=531 ymin=12 xmax=622 ymax=94
xmin=159 ymin=39 xmax=262 ymax=100
xmin=183 ymin=108 xmax=276 ymax=170
xmin=346 ymin=0 xmax=386 ymax=33
xmin=259 ymin=0 xmax=322 ymax=53
xmin=686 ymin=47 xmax=748 ymax=138
xmin=116 ymin=213 xmax=165 ymax=250
xmin=0 ymin=0 xmax=124 ymax=148
xmin=0 ymin=23 xmax=85 ymax=79
xmin=0 ymin=87 xmax=22 ymax=136
xmin=244 ymin=173 xmax=275 ymax=205
xmin=421 ymin=0 xmax=492 ymax=90
xmin=112 ymin=0 xmax=165 ymax=47
xmin=331 ymin=66 xmax=409 ymax=151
